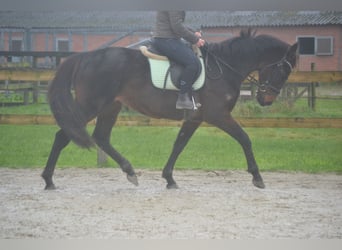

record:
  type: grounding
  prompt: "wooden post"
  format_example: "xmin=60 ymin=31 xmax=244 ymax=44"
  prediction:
xmin=94 ymin=116 xmax=108 ymax=167
xmin=311 ymin=82 xmax=316 ymax=111
xmin=97 ymin=148 xmax=108 ymax=167
xmin=56 ymin=56 xmax=61 ymax=66
xmin=308 ymin=84 xmax=311 ymax=109
xmin=308 ymin=63 xmax=317 ymax=111
xmin=33 ymin=56 xmax=38 ymax=68
xmin=23 ymin=89 xmax=30 ymax=105
xmin=32 ymin=82 xmax=39 ymax=103
xmin=307 ymin=82 xmax=317 ymax=111
xmin=251 ymin=83 xmax=256 ymax=98
xmin=280 ymin=84 xmax=287 ymax=101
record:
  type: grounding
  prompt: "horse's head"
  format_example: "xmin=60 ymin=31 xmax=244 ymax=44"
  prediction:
xmin=256 ymin=43 xmax=298 ymax=106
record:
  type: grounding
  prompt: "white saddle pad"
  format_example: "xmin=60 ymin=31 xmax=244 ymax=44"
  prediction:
xmin=143 ymin=48 xmax=206 ymax=91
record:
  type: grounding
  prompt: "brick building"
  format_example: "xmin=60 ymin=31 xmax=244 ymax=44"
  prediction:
xmin=0 ymin=11 xmax=341 ymax=71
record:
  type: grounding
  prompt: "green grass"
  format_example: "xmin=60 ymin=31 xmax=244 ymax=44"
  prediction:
xmin=0 ymin=103 xmax=52 ymax=115
xmin=0 ymin=125 xmax=341 ymax=173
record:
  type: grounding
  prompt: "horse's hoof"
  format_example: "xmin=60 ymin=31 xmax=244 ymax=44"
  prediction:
xmin=44 ymin=184 xmax=56 ymax=190
xmin=166 ymin=183 xmax=179 ymax=189
xmin=253 ymin=177 xmax=265 ymax=189
xmin=127 ymin=174 xmax=139 ymax=186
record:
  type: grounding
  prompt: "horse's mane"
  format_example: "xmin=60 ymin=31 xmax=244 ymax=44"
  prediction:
xmin=210 ymin=29 xmax=289 ymax=63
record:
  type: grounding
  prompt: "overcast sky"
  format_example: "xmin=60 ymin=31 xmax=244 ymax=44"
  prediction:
xmin=1 ymin=0 xmax=341 ymax=11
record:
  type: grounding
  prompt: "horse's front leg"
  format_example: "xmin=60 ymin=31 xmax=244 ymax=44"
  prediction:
xmin=162 ymin=120 xmax=201 ymax=189
xmin=210 ymin=114 xmax=265 ymax=189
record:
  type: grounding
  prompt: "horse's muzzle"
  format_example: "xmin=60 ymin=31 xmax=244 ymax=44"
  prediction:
xmin=257 ymin=93 xmax=276 ymax=106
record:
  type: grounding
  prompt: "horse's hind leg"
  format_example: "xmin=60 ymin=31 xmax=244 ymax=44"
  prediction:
xmin=42 ymin=129 xmax=70 ymax=190
xmin=92 ymin=102 xmax=138 ymax=186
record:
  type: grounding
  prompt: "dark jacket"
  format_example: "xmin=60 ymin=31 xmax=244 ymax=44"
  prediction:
xmin=153 ymin=11 xmax=199 ymax=44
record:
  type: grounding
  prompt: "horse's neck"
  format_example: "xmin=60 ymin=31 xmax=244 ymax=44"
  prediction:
xmin=210 ymin=46 xmax=257 ymax=74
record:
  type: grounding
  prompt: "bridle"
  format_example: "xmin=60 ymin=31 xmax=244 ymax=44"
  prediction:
xmin=203 ymin=45 xmax=293 ymax=95
xmin=257 ymin=57 xmax=293 ymax=95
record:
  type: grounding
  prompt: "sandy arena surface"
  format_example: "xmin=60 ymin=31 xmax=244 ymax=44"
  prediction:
xmin=0 ymin=168 xmax=341 ymax=239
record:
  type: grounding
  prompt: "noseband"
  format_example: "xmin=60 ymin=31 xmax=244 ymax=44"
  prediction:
xmin=257 ymin=57 xmax=293 ymax=95
xmin=204 ymin=46 xmax=292 ymax=95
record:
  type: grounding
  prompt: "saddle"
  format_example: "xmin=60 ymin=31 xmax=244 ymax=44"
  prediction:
xmin=139 ymin=42 xmax=205 ymax=91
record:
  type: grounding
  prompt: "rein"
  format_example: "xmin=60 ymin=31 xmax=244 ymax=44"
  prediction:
xmin=203 ymin=44 xmax=292 ymax=94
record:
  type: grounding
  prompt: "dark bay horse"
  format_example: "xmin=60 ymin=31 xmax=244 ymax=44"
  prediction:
xmin=42 ymin=30 xmax=297 ymax=190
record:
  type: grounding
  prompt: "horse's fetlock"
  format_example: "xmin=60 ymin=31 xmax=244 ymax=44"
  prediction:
xmin=121 ymin=161 xmax=134 ymax=175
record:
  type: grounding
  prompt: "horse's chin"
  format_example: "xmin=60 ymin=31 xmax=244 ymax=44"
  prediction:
xmin=257 ymin=94 xmax=276 ymax=106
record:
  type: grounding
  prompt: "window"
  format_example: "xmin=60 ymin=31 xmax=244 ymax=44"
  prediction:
xmin=298 ymin=36 xmax=333 ymax=56
xmin=316 ymin=37 xmax=333 ymax=55
xmin=298 ymin=37 xmax=314 ymax=55
xmin=57 ymin=39 xmax=69 ymax=52
xmin=11 ymin=39 xmax=23 ymax=51
xmin=10 ymin=39 xmax=23 ymax=63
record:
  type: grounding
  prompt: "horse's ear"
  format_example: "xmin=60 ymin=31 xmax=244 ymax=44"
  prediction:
xmin=286 ymin=42 xmax=298 ymax=65
xmin=287 ymin=43 xmax=298 ymax=57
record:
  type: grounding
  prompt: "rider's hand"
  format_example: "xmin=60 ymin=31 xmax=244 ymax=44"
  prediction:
xmin=195 ymin=31 xmax=202 ymax=38
xmin=196 ymin=38 xmax=205 ymax=47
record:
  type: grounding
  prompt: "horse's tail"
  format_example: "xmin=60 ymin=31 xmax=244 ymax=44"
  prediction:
xmin=48 ymin=54 xmax=94 ymax=149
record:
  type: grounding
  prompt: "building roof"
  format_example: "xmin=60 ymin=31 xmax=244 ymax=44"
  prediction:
xmin=0 ymin=11 xmax=155 ymax=31
xmin=0 ymin=11 xmax=341 ymax=31
xmin=194 ymin=11 xmax=342 ymax=27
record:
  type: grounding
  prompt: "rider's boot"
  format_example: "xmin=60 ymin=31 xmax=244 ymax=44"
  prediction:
xmin=176 ymin=81 xmax=194 ymax=110
xmin=176 ymin=93 xmax=194 ymax=109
